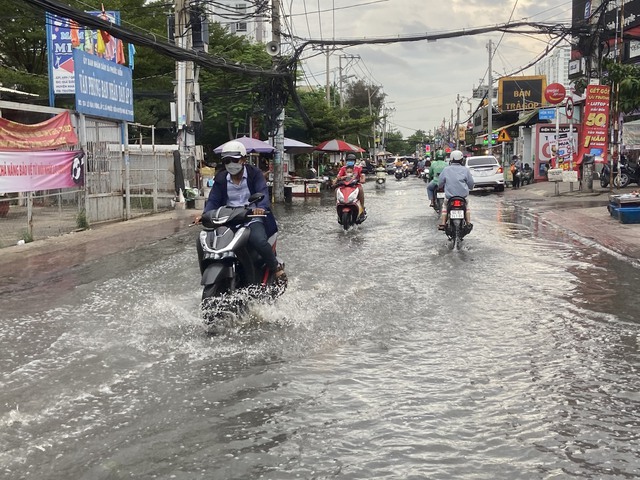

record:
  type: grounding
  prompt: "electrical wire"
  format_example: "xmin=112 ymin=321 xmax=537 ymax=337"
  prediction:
xmin=24 ymin=0 xmax=288 ymax=78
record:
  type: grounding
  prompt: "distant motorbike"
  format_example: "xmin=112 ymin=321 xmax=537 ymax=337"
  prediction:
xmin=394 ymin=166 xmax=404 ymax=181
xmin=442 ymin=196 xmax=472 ymax=250
xmin=421 ymin=167 xmax=430 ymax=183
xmin=375 ymin=167 xmax=386 ymax=189
xmin=519 ymin=168 xmax=534 ymax=185
xmin=196 ymin=193 xmax=286 ymax=331
xmin=335 ymin=176 xmax=366 ymax=230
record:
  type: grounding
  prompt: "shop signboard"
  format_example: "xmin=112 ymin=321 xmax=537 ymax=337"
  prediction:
xmin=73 ymin=49 xmax=133 ymax=122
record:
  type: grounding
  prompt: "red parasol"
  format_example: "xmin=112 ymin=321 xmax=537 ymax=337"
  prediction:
xmin=315 ymin=139 xmax=365 ymax=153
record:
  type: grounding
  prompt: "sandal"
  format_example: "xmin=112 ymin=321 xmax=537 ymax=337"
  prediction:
xmin=437 ymin=224 xmax=446 ymax=231
xmin=274 ymin=265 xmax=287 ymax=285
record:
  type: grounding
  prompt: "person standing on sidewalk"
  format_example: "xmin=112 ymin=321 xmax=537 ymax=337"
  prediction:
xmin=510 ymin=155 xmax=521 ymax=189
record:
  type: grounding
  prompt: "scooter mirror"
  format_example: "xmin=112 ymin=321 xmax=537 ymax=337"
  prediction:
xmin=247 ymin=193 xmax=265 ymax=205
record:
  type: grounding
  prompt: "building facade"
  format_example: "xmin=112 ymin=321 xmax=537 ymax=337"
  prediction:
xmin=209 ymin=1 xmax=270 ymax=43
xmin=535 ymin=46 xmax=570 ymax=87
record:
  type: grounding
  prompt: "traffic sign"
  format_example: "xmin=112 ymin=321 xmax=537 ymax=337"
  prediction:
xmin=565 ymin=97 xmax=574 ymax=119
xmin=497 ymin=129 xmax=511 ymax=142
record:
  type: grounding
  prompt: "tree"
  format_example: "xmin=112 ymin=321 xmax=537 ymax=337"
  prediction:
xmin=0 ymin=0 xmax=175 ymax=141
xmin=384 ymin=130 xmax=406 ymax=155
xmin=197 ymin=22 xmax=273 ymax=149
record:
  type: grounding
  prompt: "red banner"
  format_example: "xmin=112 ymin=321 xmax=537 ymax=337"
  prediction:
xmin=577 ymin=85 xmax=611 ymax=164
xmin=0 ymin=112 xmax=78 ymax=151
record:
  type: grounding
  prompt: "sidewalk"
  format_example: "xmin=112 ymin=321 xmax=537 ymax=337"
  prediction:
xmin=503 ymin=180 xmax=640 ymax=261
xmin=0 ymin=209 xmax=195 ymax=289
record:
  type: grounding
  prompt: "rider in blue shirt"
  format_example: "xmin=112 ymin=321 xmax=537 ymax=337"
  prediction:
xmin=437 ymin=150 xmax=474 ymax=230
xmin=195 ymin=140 xmax=286 ymax=284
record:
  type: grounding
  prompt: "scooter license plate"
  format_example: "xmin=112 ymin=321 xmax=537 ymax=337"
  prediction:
xmin=449 ymin=210 xmax=464 ymax=219
xmin=436 ymin=192 xmax=445 ymax=199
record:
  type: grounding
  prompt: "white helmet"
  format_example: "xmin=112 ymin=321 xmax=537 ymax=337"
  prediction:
xmin=221 ymin=140 xmax=247 ymax=159
xmin=450 ymin=150 xmax=464 ymax=163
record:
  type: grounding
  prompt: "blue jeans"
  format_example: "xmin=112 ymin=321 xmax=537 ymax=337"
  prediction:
xmin=248 ymin=220 xmax=279 ymax=272
xmin=427 ymin=181 xmax=437 ymax=201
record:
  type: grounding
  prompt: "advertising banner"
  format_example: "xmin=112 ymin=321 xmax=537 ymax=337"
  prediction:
xmin=0 ymin=112 xmax=78 ymax=150
xmin=74 ymin=49 xmax=134 ymax=122
xmin=576 ymin=84 xmax=611 ymax=164
xmin=46 ymin=11 xmax=121 ymax=95
xmin=535 ymin=124 xmax=581 ymax=178
xmin=498 ymin=75 xmax=546 ymax=111
xmin=0 ymin=150 xmax=85 ymax=194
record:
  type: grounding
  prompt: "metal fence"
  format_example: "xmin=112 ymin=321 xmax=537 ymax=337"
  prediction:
xmin=0 ymin=108 xmax=199 ymax=249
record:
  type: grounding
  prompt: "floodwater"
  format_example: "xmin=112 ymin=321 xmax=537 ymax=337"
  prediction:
xmin=2 ymin=177 xmax=640 ymax=479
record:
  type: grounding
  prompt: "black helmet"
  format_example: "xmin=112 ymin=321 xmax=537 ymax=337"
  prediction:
xmin=345 ymin=153 xmax=357 ymax=162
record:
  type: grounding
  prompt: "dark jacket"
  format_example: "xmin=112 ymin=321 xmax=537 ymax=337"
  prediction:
xmin=203 ymin=164 xmax=277 ymax=235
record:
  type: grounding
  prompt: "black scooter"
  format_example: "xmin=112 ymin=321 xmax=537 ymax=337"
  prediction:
xmin=442 ymin=196 xmax=472 ymax=250
xmin=196 ymin=193 xmax=285 ymax=332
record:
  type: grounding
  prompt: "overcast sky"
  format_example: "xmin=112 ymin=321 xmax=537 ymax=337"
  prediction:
xmin=285 ymin=0 xmax=572 ymax=138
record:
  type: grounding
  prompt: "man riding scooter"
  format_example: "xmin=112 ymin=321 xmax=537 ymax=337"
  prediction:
xmin=427 ymin=150 xmax=448 ymax=209
xmin=437 ymin=150 xmax=474 ymax=232
xmin=335 ymin=153 xmax=366 ymax=213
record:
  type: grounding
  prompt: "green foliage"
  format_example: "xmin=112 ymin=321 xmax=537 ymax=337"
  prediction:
xmin=76 ymin=209 xmax=89 ymax=229
xmin=384 ymin=130 xmax=406 ymax=155
xmin=20 ymin=230 xmax=34 ymax=243
xmin=198 ymin=22 xmax=273 ymax=148
xmin=598 ymin=59 xmax=640 ymax=114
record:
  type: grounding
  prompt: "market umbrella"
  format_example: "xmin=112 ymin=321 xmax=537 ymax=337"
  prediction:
xmin=315 ymin=139 xmax=364 ymax=153
xmin=268 ymin=137 xmax=315 ymax=154
xmin=213 ymin=136 xmax=275 ymax=154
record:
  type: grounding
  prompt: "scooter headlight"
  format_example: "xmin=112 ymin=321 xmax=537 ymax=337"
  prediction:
xmin=336 ymin=189 xmax=345 ymax=202
xmin=348 ymin=190 xmax=358 ymax=202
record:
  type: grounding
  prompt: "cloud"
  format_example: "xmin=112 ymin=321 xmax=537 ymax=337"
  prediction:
xmin=288 ymin=0 xmax=571 ymax=139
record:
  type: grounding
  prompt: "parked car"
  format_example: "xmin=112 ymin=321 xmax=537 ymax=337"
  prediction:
xmin=463 ymin=155 xmax=505 ymax=192
xmin=386 ymin=157 xmax=398 ymax=174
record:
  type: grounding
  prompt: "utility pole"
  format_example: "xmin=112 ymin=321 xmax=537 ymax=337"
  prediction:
xmin=339 ymin=55 xmax=343 ymax=109
xmin=487 ymin=39 xmax=493 ymax=155
xmin=174 ymin=0 xmax=197 ymax=151
xmin=326 ymin=48 xmax=331 ymax=106
xmin=271 ymin=0 xmax=284 ymax=202
xmin=455 ymin=94 xmax=462 ymax=149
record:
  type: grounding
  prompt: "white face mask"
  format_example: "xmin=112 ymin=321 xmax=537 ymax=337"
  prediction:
xmin=226 ymin=161 xmax=243 ymax=175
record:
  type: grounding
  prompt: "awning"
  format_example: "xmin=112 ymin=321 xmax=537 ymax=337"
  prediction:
xmin=476 ymin=109 xmax=540 ymax=138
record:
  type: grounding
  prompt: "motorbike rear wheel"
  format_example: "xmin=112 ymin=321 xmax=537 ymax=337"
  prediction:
xmin=448 ymin=220 xmax=462 ymax=250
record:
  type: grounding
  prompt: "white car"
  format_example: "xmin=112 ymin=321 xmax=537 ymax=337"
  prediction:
xmin=463 ymin=155 xmax=505 ymax=192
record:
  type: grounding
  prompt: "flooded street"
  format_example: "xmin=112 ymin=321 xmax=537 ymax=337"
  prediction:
xmin=2 ymin=177 xmax=640 ymax=479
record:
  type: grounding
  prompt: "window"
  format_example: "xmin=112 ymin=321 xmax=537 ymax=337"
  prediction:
xmin=235 ymin=3 xmax=247 ymax=32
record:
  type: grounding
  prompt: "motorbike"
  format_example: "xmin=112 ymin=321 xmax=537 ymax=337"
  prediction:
xmin=432 ymin=185 xmax=445 ymax=214
xmin=196 ymin=193 xmax=286 ymax=331
xmin=335 ymin=176 xmax=366 ymax=230
xmin=394 ymin=166 xmax=404 ymax=180
xmin=600 ymin=161 xmax=628 ymax=188
xmin=442 ymin=196 xmax=472 ymax=250
xmin=421 ymin=167 xmax=430 ymax=183
xmin=519 ymin=168 xmax=534 ymax=185
xmin=375 ymin=167 xmax=386 ymax=189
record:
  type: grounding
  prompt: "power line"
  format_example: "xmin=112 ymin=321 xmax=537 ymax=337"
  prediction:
xmin=24 ymin=0 xmax=289 ymax=78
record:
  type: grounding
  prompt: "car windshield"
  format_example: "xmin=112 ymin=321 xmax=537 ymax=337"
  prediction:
xmin=467 ymin=157 xmax=498 ymax=167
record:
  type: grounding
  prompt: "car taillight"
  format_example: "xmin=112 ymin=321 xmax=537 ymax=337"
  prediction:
xmin=497 ymin=166 xmax=503 ymax=174
xmin=451 ymin=199 xmax=463 ymax=208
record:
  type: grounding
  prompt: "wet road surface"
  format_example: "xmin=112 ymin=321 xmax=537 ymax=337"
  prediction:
xmin=2 ymin=176 xmax=640 ymax=479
